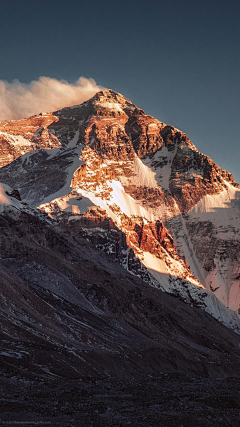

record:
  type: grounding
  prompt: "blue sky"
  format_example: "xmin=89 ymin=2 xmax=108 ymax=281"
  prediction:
xmin=0 ymin=0 xmax=239 ymax=183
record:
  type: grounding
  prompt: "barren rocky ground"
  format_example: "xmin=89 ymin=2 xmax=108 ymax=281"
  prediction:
xmin=1 ymin=375 xmax=240 ymax=426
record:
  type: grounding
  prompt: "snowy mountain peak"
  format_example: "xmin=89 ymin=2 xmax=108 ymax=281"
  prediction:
xmin=92 ymin=89 xmax=133 ymax=104
xmin=0 ymin=90 xmax=240 ymax=333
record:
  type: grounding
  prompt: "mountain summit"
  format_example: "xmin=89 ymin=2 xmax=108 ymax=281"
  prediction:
xmin=0 ymin=90 xmax=240 ymax=331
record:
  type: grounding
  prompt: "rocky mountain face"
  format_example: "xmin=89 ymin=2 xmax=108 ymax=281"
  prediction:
xmin=0 ymin=90 xmax=239 ymax=332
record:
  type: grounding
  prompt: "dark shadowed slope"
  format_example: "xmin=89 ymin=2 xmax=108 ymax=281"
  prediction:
xmin=1 ymin=198 xmax=240 ymax=381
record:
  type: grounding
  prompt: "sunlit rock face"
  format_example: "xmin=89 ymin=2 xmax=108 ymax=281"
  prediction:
xmin=0 ymin=89 xmax=239 ymax=323
xmin=0 ymin=113 xmax=60 ymax=167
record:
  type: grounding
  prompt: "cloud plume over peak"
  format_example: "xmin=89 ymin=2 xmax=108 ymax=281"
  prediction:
xmin=0 ymin=76 xmax=104 ymax=121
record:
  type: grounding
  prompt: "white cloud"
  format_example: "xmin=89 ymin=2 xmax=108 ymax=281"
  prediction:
xmin=0 ymin=76 xmax=104 ymax=121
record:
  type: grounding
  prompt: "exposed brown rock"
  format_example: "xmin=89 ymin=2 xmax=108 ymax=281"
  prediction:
xmin=0 ymin=113 xmax=59 ymax=167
